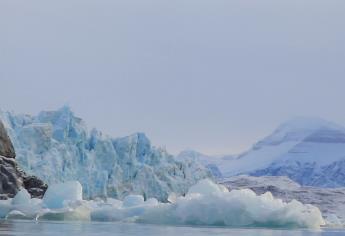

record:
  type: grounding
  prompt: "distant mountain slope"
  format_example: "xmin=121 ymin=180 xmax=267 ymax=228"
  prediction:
xmin=179 ymin=118 xmax=345 ymax=188
xmin=0 ymin=106 xmax=211 ymax=201
xmin=232 ymin=118 xmax=345 ymax=187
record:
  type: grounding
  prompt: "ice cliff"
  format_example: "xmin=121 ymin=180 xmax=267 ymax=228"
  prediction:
xmin=0 ymin=106 xmax=211 ymax=201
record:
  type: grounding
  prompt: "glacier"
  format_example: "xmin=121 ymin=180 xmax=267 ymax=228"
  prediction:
xmin=0 ymin=106 xmax=211 ymax=201
xmin=0 ymin=179 xmax=326 ymax=229
xmin=176 ymin=150 xmax=225 ymax=178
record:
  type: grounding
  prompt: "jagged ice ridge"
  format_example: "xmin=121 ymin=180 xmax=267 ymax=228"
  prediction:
xmin=0 ymin=106 xmax=211 ymax=201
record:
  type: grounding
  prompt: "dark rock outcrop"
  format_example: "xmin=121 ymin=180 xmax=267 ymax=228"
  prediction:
xmin=23 ymin=175 xmax=47 ymax=198
xmin=0 ymin=120 xmax=47 ymax=199
xmin=0 ymin=121 xmax=15 ymax=159
xmin=0 ymin=156 xmax=22 ymax=199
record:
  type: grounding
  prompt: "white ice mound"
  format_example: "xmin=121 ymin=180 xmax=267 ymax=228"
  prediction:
xmin=43 ymin=181 xmax=82 ymax=209
xmin=123 ymin=195 xmax=145 ymax=207
xmin=137 ymin=179 xmax=325 ymax=228
xmin=0 ymin=180 xmax=325 ymax=228
xmin=187 ymin=179 xmax=228 ymax=195
xmin=181 ymin=191 xmax=323 ymax=228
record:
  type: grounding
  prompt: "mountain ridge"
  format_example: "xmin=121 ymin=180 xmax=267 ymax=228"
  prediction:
xmin=178 ymin=117 xmax=345 ymax=187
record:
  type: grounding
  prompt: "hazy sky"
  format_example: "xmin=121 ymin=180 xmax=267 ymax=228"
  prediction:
xmin=1 ymin=0 xmax=345 ymax=155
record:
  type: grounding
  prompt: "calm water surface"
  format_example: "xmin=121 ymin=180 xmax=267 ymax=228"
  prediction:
xmin=0 ymin=221 xmax=344 ymax=236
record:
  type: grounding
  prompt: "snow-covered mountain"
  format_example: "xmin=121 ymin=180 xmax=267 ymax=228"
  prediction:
xmin=244 ymin=118 xmax=345 ymax=187
xmin=0 ymin=106 xmax=211 ymax=201
xmin=179 ymin=118 xmax=345 ymax=188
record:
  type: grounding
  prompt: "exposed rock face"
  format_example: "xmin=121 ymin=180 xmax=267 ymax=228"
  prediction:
xmin=22 ymin=175 xmax=47 ymax=198
xmin=0 ymin=120 xmax=47 ymax=199
xmin=0 ymin=156 xmax=21 ymax=199
xmin=0 ymin=121 xmax=15 ymax=158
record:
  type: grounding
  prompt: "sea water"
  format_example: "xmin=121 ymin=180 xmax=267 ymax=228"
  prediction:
xmin=0 ymin=221 xmax=344 ymax=236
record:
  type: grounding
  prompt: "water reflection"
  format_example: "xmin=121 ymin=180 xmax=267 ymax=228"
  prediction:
xmin=0 ymin=220 xmax=344 ymax=236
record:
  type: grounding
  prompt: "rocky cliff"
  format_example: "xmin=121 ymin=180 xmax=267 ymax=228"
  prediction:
xmin=0 ymin=120 xmax=47 ymax=199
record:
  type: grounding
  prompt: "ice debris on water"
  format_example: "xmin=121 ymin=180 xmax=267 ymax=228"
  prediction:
xmin=0 ymin=179 xmax=326 ymax=229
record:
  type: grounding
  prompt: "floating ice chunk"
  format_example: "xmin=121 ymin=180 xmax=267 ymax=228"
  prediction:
xmin=6 ymin=210 xmax=28 ymax=220
xmin=0 ymin=199 xmax=12 ymax=218
xmin=0 ymin=179 xmax=327 ymax=229
xmin=123 ymin=195 xmax=145 ymax=208
xmin=325 ymin=214 xmax=342 ymax=226
xmin=6 ymin=189 xmax=43 ymax=219
xmin=167 ymin=193 xmax=177 ymax=203
xmin=106 ymin=198 xmax=123 ymax=207
xmin=144 ymin=198 xmax=159 ymax=206
xmin=40 ymin=205 xmax=91 ymax=221
xmin=187 ymin=179 xmax=228 ymax=196
xmin=138 ymin=180 xmax=325 ymax=228
xmin=12 ymin=188 xmax=31 ymax=205
xmin=43 ymin=181 xmax=82 ymax=209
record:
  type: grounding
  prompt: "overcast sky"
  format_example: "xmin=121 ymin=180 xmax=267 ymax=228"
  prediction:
xmin=1 ymin=0 xmax=345 ymax=155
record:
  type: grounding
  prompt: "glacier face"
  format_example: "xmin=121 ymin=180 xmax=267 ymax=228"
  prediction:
xmin=0 ymin=106 xmax=211 ymax=201
xmin=176 ymin=150 xmax=225 ymax=178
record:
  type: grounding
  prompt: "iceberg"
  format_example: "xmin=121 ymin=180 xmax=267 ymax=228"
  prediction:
xmin=12 ymin=189 xmax=31 ymax=206
xmin=0 ymin=179 xmax=325 ymax=229
xmin=43 ymin=181 xmax=83 ymax=209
